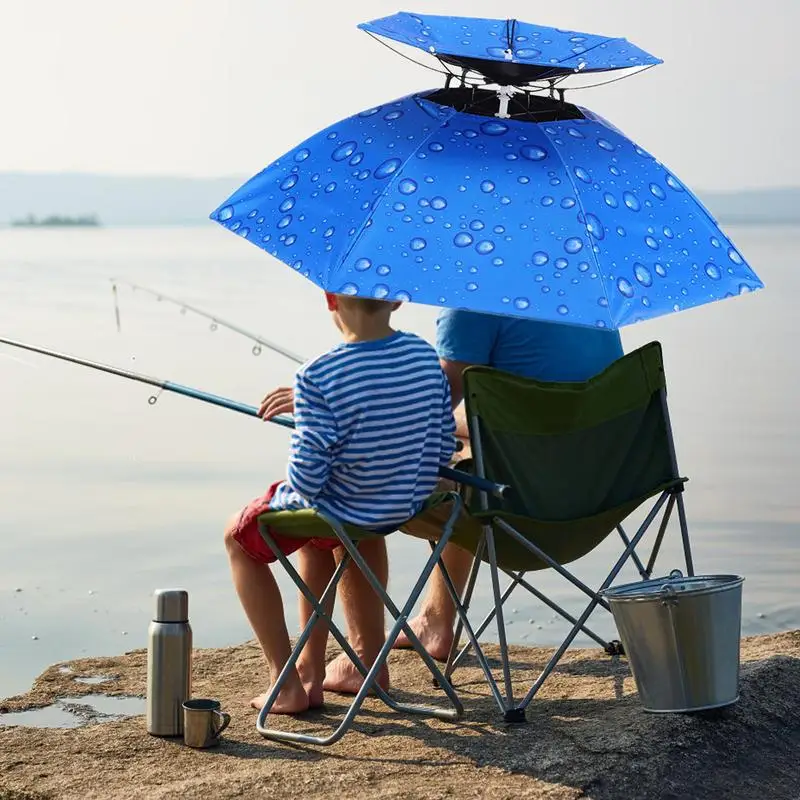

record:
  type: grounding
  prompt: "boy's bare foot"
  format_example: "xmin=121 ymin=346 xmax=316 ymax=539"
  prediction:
xmin=250 ymin=673 xmax=310 ymax=714
xmin=392 ymin=613 xmax=454 ymax=662
xmin=322 ymin=652 xmax=390 ymax=695
xmin=296 ymin=663 xmax=325 ymax=709
xmin=303 ymin=682 xmax=324 ymax=709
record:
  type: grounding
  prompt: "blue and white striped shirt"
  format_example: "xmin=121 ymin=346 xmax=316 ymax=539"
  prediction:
xmin=270 ymin=331 xmax=456 ymax=529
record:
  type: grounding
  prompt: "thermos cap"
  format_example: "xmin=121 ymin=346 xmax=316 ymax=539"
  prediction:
xmin=153 ymin=589 xmax=189 ymax=622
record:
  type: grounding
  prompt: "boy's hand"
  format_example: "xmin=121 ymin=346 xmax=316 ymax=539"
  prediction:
xmin=258 ymin=386 xmax=295 ymax=420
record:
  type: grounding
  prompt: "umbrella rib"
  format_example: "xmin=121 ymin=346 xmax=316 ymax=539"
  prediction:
xmin=539 ymin=127 xmax=614 ymax=327
xmin=329 ymin=101 xmax=461 ymax=284
xmin=516 ymin=38 xmax=643 ymax=86
xmin=568 ymin=65 xmax=656 ymax=91
xmin=552 ymin=37 xmax=623 ymax=68
xmin=363 ymin=31 xmax=452 ymax=76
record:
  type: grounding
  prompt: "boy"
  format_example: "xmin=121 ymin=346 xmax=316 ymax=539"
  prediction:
xmin=224 ymin=291 xmax=456 ymax=714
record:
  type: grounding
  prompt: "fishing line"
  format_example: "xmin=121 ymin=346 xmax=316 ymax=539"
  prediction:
xmin=110 ymin=279 xmax=305 ymax=363
xmin=0 ymin=351 xmax=38 ymax=368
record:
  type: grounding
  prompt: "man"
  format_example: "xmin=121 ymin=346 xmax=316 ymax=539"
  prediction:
xmin=262 ymin=308 xmax=623 ymax=691
xmin=392 ymin=308 xmax=624 ymax=663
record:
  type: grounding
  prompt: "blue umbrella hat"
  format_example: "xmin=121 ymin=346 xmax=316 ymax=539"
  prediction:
xmin=211 ymin=17 xmax=762 ymax=330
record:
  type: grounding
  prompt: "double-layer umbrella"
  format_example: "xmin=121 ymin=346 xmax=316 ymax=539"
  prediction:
xmin=211 ymin=13 xmax=762 ymax=328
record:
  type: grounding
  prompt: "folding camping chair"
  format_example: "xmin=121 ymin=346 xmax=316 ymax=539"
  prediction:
xmin=408 ymin=341 xmax=693 ymax=722
xmin=251 ymin=472 xmax=507 ymax=746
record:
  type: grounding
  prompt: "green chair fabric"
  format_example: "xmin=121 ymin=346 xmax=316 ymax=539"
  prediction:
xmin=464 ymin=341 xmax=678 ymax=520
xmin=260 ymin=492 xmax=453 ymax=541
xmin=405 ymin=343 xmax=684 ymax=571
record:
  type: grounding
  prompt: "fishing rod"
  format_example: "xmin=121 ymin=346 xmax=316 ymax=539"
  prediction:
xmin=110 ymin=278 xmax=306 ymax=364
xmin=0 ymin=337 xmax=501 ymax=495
xmin=0 ymin=336 xmax=294 ymax=430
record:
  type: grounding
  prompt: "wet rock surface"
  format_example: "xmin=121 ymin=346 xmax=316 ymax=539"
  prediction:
xmin=1 ymin=632 xmax=798 ymax=800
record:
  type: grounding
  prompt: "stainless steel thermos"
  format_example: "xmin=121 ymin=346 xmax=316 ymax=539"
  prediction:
xmin=146 ymin=589 xmax=192 ymax=736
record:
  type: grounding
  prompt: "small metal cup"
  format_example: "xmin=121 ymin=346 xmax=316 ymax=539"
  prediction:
xmin=182 ymin=699 xmax=231 ymax=748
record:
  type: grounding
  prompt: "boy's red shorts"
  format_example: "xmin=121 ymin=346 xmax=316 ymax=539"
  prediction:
xmin=231 ymin=481 xmax=341 ymax=564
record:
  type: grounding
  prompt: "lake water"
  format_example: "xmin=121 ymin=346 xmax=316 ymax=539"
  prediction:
xmin=1 ymin=224 xmax=797 ymax=699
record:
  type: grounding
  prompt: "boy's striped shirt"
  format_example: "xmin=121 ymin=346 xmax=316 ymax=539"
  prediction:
xmin=270 ymin=331 xmax=456 ymax=529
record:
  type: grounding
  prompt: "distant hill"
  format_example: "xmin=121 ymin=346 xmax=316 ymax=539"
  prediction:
xmin=0 ymin=172 xmax=797 ymax=227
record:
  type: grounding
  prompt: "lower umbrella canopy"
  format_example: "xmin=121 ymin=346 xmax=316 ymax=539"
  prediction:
xmin=211 ymin=90 xmax=762 ymax=329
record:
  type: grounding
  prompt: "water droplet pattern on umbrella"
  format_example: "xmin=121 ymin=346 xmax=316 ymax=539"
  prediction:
xmin=357 ymin=12 xmax=662 ymax=72
xmin=210 ymin=92 xmax=762 ymax=329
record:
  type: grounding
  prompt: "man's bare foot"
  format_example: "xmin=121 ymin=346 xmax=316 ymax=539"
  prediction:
xmin=250 ymin=672 xmax=310 ymax=714
xmin=392 ymin=613 xmax=454 ymax=662
xmin=322 ymin=651 xmax=390 ymax=695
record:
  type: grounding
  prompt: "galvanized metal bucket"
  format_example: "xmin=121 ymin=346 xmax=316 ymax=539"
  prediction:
xmin=601 ymin=571 xmax=744 ymax=713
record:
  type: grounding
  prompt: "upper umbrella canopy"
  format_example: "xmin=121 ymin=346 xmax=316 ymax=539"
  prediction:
xmin=358 ymin=12 xmax=662 ymax=83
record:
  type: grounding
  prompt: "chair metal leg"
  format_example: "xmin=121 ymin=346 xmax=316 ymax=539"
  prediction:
xmin=449 ymin=568 xmax=522 ymax=672
xmin=645 ymin=493 xmax=675 ymax=576
xmin=452 ymin=491 xmax=677 ymax=666
xmin=452 ymin=560 xmax=623 ymax=677
xmin=493 ymin=519 xmax=613 ymax=613
xmin=515 ymin=490 xmax=670 ymax=710
xmin=256 ymin=495 xmax=465 ymax=746
xmin=433 ymin=540 xmax=512 ymax=715
xmin=485 ymin=527 xmax=517 ymax=716
xmin=616 ymin=524 xmax=649 ymax=578
xmin=507 ymin=572 xmax=611 ymax=649
xmin=256 ymin=533 xmax=371 ymax=745
xmin=443 ymin=536 xmax=486 ymax=680
xmin=660 ymin=386 xmax=693 ymax=577
xmin=331 ymin=513 xmax=464 ymax=718
xmin=676 ymin=492 xmax=694 ymax=576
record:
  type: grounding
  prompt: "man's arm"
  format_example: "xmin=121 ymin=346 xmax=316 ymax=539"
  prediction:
xmin=438 ymin=371 xmax=458 ymax=466
xmin=435 ymin=308 xmax=498 ymax=417
xmin=439 ymin=358 xmax=472 ymax=409
xmin=440 ymin=358 xmax=474 ymax=440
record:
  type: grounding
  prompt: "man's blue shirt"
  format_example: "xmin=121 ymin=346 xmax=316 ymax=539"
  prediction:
xmin=436 ymin=309 xmax=623 ymax=382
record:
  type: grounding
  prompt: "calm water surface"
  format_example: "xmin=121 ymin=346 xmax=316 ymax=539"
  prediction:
xmin=1 ymin=225 xmax=797 ymax=698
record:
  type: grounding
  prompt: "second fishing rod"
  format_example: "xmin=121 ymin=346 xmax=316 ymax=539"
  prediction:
xmin=111 ymin=278 xmax=306 ymax=363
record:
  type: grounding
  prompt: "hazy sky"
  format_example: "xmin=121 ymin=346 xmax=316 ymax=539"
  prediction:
xmin=1 ymin=0 xmax=796 ymax=191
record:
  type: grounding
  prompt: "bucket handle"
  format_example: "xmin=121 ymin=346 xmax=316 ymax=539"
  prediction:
xmin=660 ymin=569 xmax=684 ymax=606
xmin=660 ymin=584 xmax=679 ymax=606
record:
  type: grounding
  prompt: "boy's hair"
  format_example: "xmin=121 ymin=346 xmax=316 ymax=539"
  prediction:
xmin=337 ymin=295 xmax=394 ymax=315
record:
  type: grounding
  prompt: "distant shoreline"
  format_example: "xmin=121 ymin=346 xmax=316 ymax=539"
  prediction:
xmin=2 ymin=218 xmax=798 ymax=230
xmin=712 ymin=217 xmax=800 ymax=226
xmin=2 ymin=173 xmax=798 ymax=229
xmin=11 ymin=214 xmax=101 ymax=228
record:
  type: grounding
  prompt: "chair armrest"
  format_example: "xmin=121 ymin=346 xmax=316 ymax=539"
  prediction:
xmin=439 ymin=465 xmax=509 ymax=499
